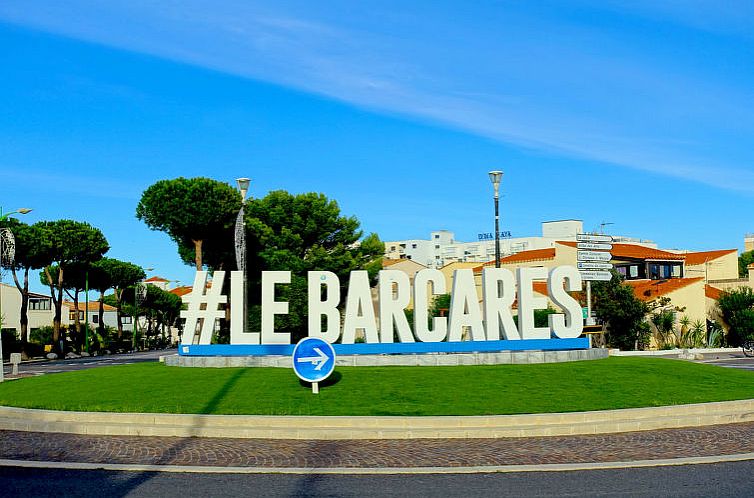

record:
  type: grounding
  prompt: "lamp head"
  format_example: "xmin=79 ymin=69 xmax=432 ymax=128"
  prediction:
xmin=488 ymin=171 xmax=503 ymax=197
xmin=236 ymin=177 xmax=251 ymax=200
xmin=17 ymin=208 xmax=32 ymax=215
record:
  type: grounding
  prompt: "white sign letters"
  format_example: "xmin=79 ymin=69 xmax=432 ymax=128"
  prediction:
xmin=180 ymin=266 xmax=584 ymax=346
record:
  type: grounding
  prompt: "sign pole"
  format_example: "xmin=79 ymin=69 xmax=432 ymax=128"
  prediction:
xmin=312 ymin=382 xmax=319 ymax=395
xmin=586 ymin=281 xmax=593 ymax=326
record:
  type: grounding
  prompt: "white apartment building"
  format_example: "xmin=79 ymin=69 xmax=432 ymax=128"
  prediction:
xmin=385 ymin=220 xmax=654 ymax=268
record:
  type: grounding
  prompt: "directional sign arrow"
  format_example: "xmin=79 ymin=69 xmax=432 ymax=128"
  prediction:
xmin=577 ymin=234 xmax=613 ymax=243
xmin=578 ymin=261 xmax=614 ymax=270
xmin=296 ymin=347 xmax=330 ymax=371
xmin=577 ymin=251 xmax=612 ymax=262
xmin=579 ymin=270 xmax=613 ymax=281
xmin=577 ymin=242 xmax=613 ymax=251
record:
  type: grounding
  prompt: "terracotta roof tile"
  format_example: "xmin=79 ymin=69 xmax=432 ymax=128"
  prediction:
xmin=684 ymin=249 xmax=737 ymax=266
xmin=559 ymin=241 xmax=684 ymax=261
xmin=532 ymin=281 xmax=549 ymax=296
xmin=705 ymin=284 xmax=723 ymax=300
xmin=479 ymin=248 xmax=556 ymax=268
xmin=625 ymin=277 xmax=703 ymax=302
xmin=144 ymin=276 xmax=168 ymax=282
xmin=169 ymin=286 xmax=193 ymax=297
xmin=382 ymin=259 xmax=402 ymax=267
xmin=63 ymin=301 xmax=117 ymax=312
xmin=610 ymin=244 xmax=685 ymax=261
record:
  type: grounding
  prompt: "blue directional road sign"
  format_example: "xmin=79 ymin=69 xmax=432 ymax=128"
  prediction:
xmin=292 ymin=337 xmax=336 ymax=383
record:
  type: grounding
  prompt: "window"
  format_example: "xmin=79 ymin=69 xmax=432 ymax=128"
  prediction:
xmin=434 ymin=234 xmax=440 ymax=239
xmin=92 ymin=315 xmax=99 ymax=324
xmin=435 ymin=245 xmax=440 ymax=249
xmin=411 ymin=244 xmax=417 ymax=249
xmin=122 ymin=316 xmax=132 ymax=324
xmin=29 ymin=298 xmax=51 ymax=311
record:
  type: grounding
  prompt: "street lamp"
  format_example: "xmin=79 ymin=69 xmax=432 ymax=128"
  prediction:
xmin=0 ymin=207 xmax=32 ymax=382
xmin=234 ymin=178 xmax=250 ymax=338
xmin=236 ymin=177 xmax=250 ymax=201
xmin=488 ymin=171 xmax=503 ymax=268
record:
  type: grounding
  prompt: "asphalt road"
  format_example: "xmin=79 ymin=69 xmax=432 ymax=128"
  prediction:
xmin=2 ymin=460 xmax=754 ymax=497
xmin=3 ymin=349 xmax=169 ymax=377
xmin=696 ymin=351 xmax=754 ymax=371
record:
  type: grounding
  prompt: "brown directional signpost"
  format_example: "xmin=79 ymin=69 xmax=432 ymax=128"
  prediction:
xmin=576 ymin=234 xmax=613 ymax=325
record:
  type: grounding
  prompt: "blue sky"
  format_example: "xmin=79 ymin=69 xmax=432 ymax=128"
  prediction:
xmin=1 ymin=1 xmax=753 ymax=293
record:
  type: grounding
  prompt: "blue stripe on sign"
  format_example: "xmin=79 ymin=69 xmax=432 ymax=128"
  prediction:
xmin=179 ymin=338 xmax=589 ymax=356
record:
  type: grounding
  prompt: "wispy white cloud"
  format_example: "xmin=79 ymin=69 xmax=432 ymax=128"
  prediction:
xmin=2 ymin=1 xmax=754 ymax=192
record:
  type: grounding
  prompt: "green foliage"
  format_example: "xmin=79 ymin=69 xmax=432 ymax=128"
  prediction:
xmin=430 ymin=294 xmax=451 ymax=317
xmin=651 ymin=310 xmax=676 ymax=349
xmin=717 ymin=287 xmax=754 ymax=345
xmin=35 ymin=220 xmax=109 ymax=269
xmin=0 ymin=220 xmax=51 ymax=345
xmin=688 ymin=319 xmax=707 ymax=348
xmin=90 ymin=258 xmax=146 ymax=338
xmin=0 ymin=219 xmax=47 ymax=271
xmin=512 ymin=307 xmax=559 ymax=329
xmin=739 ymin=250 xmax=754 ymax=278
xmin=30 ymin=326 xmax=53 ymax=345
xmin=2 ymin=358 xmax=754 ymax=416
xmin=136 ymin=177 xmax=241 ymax=269
xmin=244 ymin=190 xmax=383 ymax=342
xmin=35 ymin=220 xmax=109 ymax=351
xmin=592 ymin=272 xmax=651 ymax=350
xmin=708 ymin=320 xmax=724 ymax=347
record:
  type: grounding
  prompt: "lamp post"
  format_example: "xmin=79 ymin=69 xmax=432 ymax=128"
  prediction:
xmin=235 ymin=177 xmax=250 ymax=336
xmin=488 ymin=171 xmax=503 ymax=268
xmin=235 ymin=177 xmax=250 ymax=274
xmin=84 ymin=270 xmax=89 ymax=353
xmin=0 ymin=207 xmax=32 ymax=382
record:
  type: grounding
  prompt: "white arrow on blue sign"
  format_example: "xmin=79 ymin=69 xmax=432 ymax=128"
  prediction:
xmin=292 ymin=337 xmax=336 ymax=384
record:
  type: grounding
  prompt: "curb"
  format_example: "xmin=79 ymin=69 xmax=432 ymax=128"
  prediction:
xmin=2 ymin=453 xmax=753 ymax=474
xmin=610 ymin=348 xmax=741 ymax=356
xmin=2 ymin=399 xmax=753 ymax=440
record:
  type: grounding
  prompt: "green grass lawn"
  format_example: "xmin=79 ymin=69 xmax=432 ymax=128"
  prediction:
xmin=0 ymin=357 xmax=752 ymax=416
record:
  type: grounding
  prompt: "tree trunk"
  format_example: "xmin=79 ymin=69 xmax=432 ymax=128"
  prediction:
xmin=115 ymin=289 xmax=123 ymax=338
xmin=46 ymin=266 xmax=65 ymax=355
xmin=98 ymin=297 xmax=105 ymax=336
xmin=11 ymin=267 xmax=30 ymax=357
xmin=70 ymin=290 xmax=81 ymax=351
xmin=192 ymin=239 xmax=203 ymax=270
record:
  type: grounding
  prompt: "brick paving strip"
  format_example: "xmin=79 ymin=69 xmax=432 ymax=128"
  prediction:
xmin=1 ymin=422 xmax=753 ymax=469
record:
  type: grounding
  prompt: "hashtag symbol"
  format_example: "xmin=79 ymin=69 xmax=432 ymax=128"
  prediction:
xmin=180 ymin=271 xmax=227 ymax=345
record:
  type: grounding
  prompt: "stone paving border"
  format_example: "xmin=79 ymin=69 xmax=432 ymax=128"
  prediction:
xmin=3 ymin=453 xmax=754 ymax=474
xmin=0 ymin=422 xmax=753 ymax=473
xmin=1 ymin=398 xmax=753 ymax=440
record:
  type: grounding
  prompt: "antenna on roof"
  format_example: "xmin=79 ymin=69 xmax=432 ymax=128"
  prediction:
xmin=598 ymin=221 xmax=614 ymax=234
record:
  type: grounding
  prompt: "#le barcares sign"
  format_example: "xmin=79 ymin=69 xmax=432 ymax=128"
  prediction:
xmin=180 ymin=266 xmax=585 ymax=346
